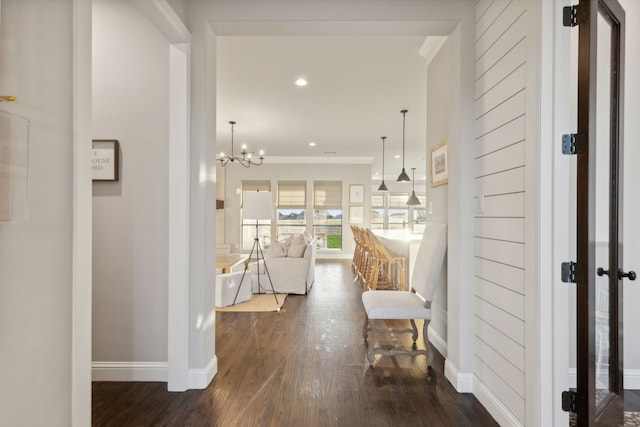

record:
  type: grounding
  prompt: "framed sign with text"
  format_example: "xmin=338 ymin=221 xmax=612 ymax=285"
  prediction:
xmin=92 ymin=140 xmax=119 ymax=181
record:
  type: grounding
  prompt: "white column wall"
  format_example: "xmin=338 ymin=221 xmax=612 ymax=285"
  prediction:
xmin=186 ymin=3 xmax=218 ymax=387
xmin=0 ymin=1 xmax=77 ymax=425
xmin=471 ymin=0 xmax=528 ymax=424
xmin=444 ymin=17 xmax=477 ymax=394
xmin=425 ymin=38 xmax=452 ymax=356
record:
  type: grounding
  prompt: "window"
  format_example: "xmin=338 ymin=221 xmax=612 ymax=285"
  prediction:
xmin=370 ymin=192 xmax=385 ymax=230
xmin=388 ymin=192 xmax=409 ymax=229
xmin=277 ymin=181 xmax=307 ymax=240
xmin=313 ymin=181 xmax=342 ymax=250
xmin=241 ymin=180 xmax=271 ymax=250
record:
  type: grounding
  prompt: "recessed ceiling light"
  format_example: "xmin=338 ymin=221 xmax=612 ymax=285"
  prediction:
xmin=295 ymin=78 xmax=308 ymax=87
xmin=394 ymin=155 xmax=401 ymax=159
xmin=309 ymin=142 xmax=316 ymax=147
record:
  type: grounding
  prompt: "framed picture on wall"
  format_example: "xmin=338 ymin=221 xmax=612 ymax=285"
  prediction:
xmin=349 ymin=205 xmax=364 ymax=224
xmin=349 ymin=184 xmax=364 ymax=204
xmin=430 ymin=140 xmax=448 ymax=187
xmin=92 ymin=140 xmax=120 ymax=181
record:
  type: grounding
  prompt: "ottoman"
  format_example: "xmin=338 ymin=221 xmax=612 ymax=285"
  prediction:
xmin=215 ymin=271 xmax=251 ymax=307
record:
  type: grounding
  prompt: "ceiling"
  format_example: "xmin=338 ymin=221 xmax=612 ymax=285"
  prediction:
xmin=215 ymin=34 xmax=441 ymax=183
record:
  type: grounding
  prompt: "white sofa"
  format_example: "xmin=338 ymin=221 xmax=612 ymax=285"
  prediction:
xmin=250 ymin=236 xmax=316 ymax=295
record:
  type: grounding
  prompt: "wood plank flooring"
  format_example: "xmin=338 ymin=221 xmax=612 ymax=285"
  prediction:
xmin=92 ymin=260 xmax=498 ymax=426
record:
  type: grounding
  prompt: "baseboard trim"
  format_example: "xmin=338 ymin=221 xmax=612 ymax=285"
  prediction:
xmin=625 ymin=370 xmax=640 ymax=389
xmin=92 ymin=361 xmax=167 ymax=382
xmin=189 ymin=356 xmax=218 ymax=389
xmin=427 ymin=324 xmax=447 ymax=358
xmin=474 ymin=378 xmax=523 ymax=427
xmin=568 ymin=368 xmax=640 ymax=390
xmin=444 ymin=359 xmax=473 ymax=393
xmin=315 ymin=253 xmax=352 ymax=260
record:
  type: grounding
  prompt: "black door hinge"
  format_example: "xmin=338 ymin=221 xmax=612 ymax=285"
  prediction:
xmin=562 ymin=390 xmax=578 ymax=412
xmin=561 ymin=261 xmax=586 ymax=283
xmin=562 ymin=133 xmax=587 ymax=155
xmin=563 ymin=5 xmax=587 ymax=27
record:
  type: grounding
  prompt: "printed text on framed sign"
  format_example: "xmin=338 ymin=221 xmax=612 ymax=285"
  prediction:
xmin=92 ymin=140 xmax=119 ymax=181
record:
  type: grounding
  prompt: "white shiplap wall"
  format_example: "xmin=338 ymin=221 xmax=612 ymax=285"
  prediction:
xmin=474 ymin=0 xmax=527 ymax=424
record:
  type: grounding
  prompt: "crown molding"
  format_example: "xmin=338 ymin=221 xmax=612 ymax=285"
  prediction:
xmin=419 ymin=36 xmax=448 ymax=65
xmin=264 ymin=156 xmax=374 ymax=165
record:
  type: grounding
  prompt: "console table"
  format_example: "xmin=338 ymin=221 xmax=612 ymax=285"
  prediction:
xmin=216 ymin=253 xmax=248 ymax=274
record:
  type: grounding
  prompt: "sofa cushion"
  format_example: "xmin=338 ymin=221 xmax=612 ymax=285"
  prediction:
xmin=287 ymin=234 xmax=307 ymax=258
xmin=267 ymin=240 xmax=287 ymax=258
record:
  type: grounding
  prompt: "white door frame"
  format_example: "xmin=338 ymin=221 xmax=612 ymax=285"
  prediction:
xmin=129 ymin=0 xmax=193 ymax=392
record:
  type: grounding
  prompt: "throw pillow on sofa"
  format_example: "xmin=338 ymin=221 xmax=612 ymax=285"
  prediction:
xmin=282 ymin=235 xmax=293 ymax=252
xmin=267 ymin=240 xmax=287 ymax=258
xmin=287 ymin=234 xmax=307 ymax=258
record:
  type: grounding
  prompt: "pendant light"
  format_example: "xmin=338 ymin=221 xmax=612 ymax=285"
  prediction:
xmin=396 ymin=109 xmax=410 ymax=182
xmin=377 ymin=136 xmax=389 ymax=191
xmin=406 ymin=168 xmax=421 ymax=206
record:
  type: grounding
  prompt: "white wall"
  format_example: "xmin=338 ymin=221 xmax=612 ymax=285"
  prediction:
xmin=92 ymin=0 xmax=170 ymax=373
xmin=472 ymin=0 xmax=527 ymax=424
xmin=223 ymin=162 xmax=371 ymax=258
xmin=426 ymin=39 xmax=452 ymax=226
xmin=425 ymin=37 xmax=452 ymax=355
xmin=0 ymin=1 xmax=78 ymax=425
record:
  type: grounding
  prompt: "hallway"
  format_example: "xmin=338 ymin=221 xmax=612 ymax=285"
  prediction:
xmin=92 ymin=260 xmax=497 ymax=426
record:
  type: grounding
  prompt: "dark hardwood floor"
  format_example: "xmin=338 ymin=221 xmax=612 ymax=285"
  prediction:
xmin=92 ymin=260 xmax=498 ymax=426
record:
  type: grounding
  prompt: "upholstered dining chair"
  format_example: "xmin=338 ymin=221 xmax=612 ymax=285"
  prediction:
xmin=361 ymin=223 xmax=447 ymax=365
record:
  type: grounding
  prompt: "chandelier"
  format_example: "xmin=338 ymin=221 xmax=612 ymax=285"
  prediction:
xmin=217 ymin=121 xmax=264 ymax=168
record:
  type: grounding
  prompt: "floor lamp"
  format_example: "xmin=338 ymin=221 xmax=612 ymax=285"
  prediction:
xmin=232 ymin=190 xmax=280 ymax=307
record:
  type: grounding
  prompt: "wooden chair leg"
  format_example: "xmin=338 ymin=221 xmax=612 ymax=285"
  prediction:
xmin=409 ymin=319 xmax=419 ymax=343
xmin=367 ymin=319 xmax=378 ymax=365
xmin=363 ymin=317 xmax=371 ymax=340
xmin=423 ymin=319 xmax=433 ymax=366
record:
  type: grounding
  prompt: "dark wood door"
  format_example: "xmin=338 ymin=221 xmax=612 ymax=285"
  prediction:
xmin=570 ymin=0 xmax=633 ymax=424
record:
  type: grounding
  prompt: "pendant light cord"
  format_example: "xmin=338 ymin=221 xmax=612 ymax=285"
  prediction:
xmin=229 ymin=120 xmax=236 ymax=156
xmin=382 ymin=136 xmax=386 ymax=175
xmin=401 ymin=110 xmax=406 ymax=169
